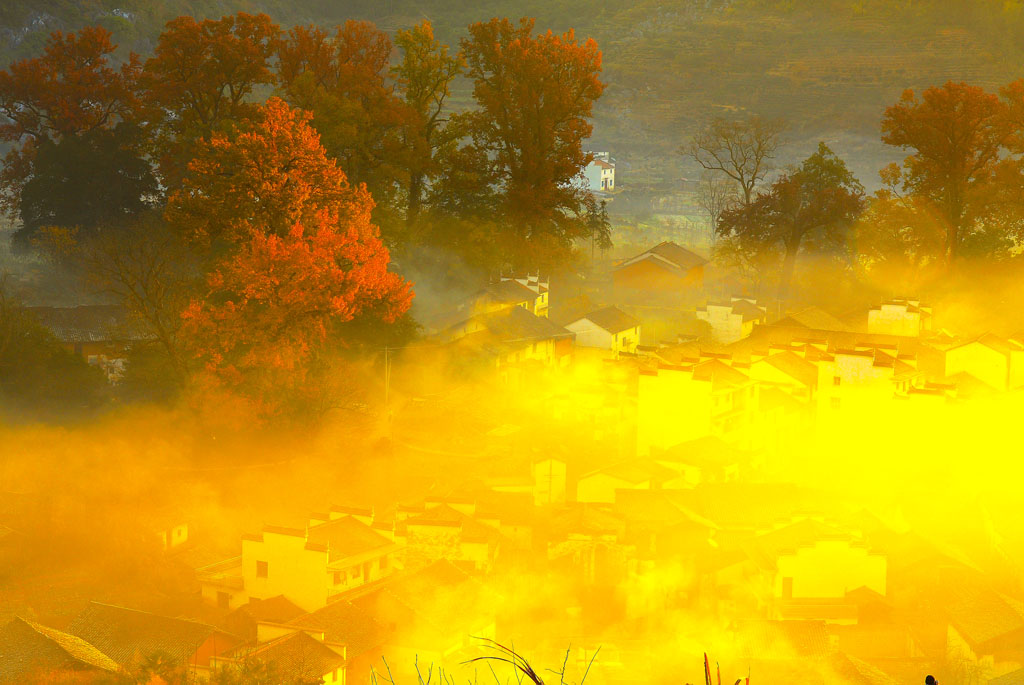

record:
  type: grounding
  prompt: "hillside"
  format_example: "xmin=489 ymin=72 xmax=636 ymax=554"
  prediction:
xmin=2 ymin=0 xmax=1023 ymax=191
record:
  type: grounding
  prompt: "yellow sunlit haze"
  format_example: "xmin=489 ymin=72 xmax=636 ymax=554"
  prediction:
xmin=8 ymin=3 xmax=1024 ymax=685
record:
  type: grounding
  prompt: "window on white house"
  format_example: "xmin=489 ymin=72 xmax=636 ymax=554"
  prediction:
xmin=256 ymin=560 xmax=268 ymax=578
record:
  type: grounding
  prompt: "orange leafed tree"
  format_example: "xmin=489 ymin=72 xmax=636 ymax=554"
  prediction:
xmin=142 ymin=12 xmax=280 ymax=186
xmin=460 ymin=17 xmax=605 ymax=267
xmin=167 ymin=96 xmax=366 ymax=250
xmin=175 ymin=98 xmax=412 ymax=418
xmin=277 ymin=20 xmax=410 ymax=220
xmin=880 ymin=81 xmax=1016 ymax=266
xmin=0 ymin=26 xmax=141 ymax=213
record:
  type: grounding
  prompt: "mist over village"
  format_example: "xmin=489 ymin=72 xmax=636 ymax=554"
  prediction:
xmin=4 ymin=1 xmax=1024 ymax=684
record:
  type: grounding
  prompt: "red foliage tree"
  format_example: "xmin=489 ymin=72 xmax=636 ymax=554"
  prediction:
xmin=0 ymin=26 xmax=141 ymax=213
xmin=459 ymin=17 xmax=605 ymax=267
xmin=142 ymin=12 xmax=280 ymax=186
xmin=176 ymin=98 xmax=412 ymax=417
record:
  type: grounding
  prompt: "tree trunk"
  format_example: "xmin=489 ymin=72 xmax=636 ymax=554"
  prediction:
xmin=406 ymin=172 xmax=424 ymax=228
xmin=777 ymin=238 xmax=800 ymax=302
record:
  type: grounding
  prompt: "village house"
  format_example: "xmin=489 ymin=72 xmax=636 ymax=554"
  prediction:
xmin=211 ymin=630 xmax=347 ymax=684
xmin=0 ymin=617 xmax=119 ymax=683
xmin=696 ymin=298 xmax=768 ymax=344
xmin=750 ymin=519 xmax=887 ymax=624
xmin=472 ymin=277 xmax=549 ymax=318
xmin=612 ymin=241 xmax=708 ymax=293
xmin=66 ymin=602 xmax=243 ymax=678
xmin=395 ymin=502 xmax=505 ymax=571
xmin=445 ymin=305 xmax=575 ymax=369
xmin=347 ymin=561 xmax=497 ymax=681
xmin=584 ymin=151 xmax=615 ymax=191
xmin=25 ymin=304 xmax=150 ymax=382
xmin=942 ymin=333 xmax=1024 ymax=391
xmin=867 ymin=298 xmax=933 ymax=336
xmin=636 ymin=357 xmax=759 ymax=455
xmin=650 ymin=435 xmax=746 ymax=488
xmin=576 ymin=459 xmax=676 ymax=503
xmin=198 ymin=513 xmax=400 ymax=613
xmin=545 ymin=503 xmax=632 ymax=586
xmin=563 ymin=306 xmax=641 ymax=355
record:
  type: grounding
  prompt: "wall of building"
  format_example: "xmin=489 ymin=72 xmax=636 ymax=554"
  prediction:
xmin=775 ymin=541 xmax=886 ymax=599
xmin=243 ymin=531 xmax=330 ymax=612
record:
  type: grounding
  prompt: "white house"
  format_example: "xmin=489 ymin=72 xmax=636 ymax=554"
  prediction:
xmin=696 ymin=298 xmax=767 ymax=343
xmin=867 ymin=298 xmax=932 ymax=336
xmin=585 ymin=152 xmax=615 ymax=191
xmin=564 ymin=306 xmax=640 ymax=355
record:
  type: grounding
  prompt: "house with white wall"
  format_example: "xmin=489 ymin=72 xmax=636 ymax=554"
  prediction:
xmin=564 ymin=306 xmax=640 ymax=355
xmin=697 ymin=298 xmax=768 ymax=344
xmin=585 ymin=152 xmax=615 ymax=191
xmin=198 ymin=514 xmax=400 ymax=613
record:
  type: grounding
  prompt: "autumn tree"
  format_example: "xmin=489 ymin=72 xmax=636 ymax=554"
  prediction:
xmin=584 ymin=196 xmax=613 ymax=257
xmin=717 ymin=143 xmax=864 ymax=299
xmin=18 ymin=124 xmax=158 ymax=245
xmin=880 ymin=81 xmax=1018 ymax=267
xmin=457 ymin=17 xmax=605 ymax=269
xmin=276 ymin=21 xmax=410 ymax=231
xmin=853 ymin=191 xmax=946 ymax=294
xmin=173 ymin=98 xmax=412 ymax=418
xmin=393 ymin=20 xmax=464 ymax=231
xmin=0 ymin=26 xmax=146 ymax=246
xmin=142 ymin=12 xmax=280 ymax=186
xmin=686 ymin=115 xmax=786 ymax=206
xmin=166 ymin=97 xmax=370 ymax=253
xmin=695 ymin=170 xmax=738 ymax=242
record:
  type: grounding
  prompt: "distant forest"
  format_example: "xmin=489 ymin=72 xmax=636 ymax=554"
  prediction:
xmin=4 ymin=0 xmax=1024 ymax=185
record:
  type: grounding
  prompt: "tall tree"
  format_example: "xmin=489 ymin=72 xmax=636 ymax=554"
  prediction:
xmin=0 ymin=26 xmax=144 ymax=243
xmin=695 ymin=170 xmax=738 ymax=242
xmin=166 ymin=97 xmax=367 ymax=253
xmin=459 ymin=17 xmax=605 ymax=269
xmin=173 ymin=98 xmax=412 ymax=417
xmin=276 ymin=20 xmax=410 ymax=231
xmin=393 ymin=21 xmax=464 ymax=232
xmin=142 ymin=12 xmax=280 ymax=186
xmin=687 ymin=115 xmax=785 ymax=207
xmin=717 ymin=143 xmax=864 ymax=299
xmin=18 ymin=124 xmax=158 ymax=245
xmin=881 ymin=81 xmax=1015 ymax=267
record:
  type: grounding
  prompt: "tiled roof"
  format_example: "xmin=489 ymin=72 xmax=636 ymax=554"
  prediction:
xmin=307 ymin=516 xmax=394 ymax=563
xmin=691 ymin=358 xmax=751 ymax=389
xmin=946 ymin=585 xmax=1024 ymax=648
xmin=776 ymin=306 xmax=851 ymax=332
xmin=990 ymin=668 xmax=1024 ymax=685
xmin=478 ymin=280 xmax=537 ymax=305
xmin=759 ymin=351 xmax=819 ymax=389
xmin=225 ymin=595 xmax=306 ymax=638
xmin=241 ymin=631 xmax=345 ymax=678
xmin=0 ymin=617 xmax=119 ymax=682
xmin=67 ymin=602 xmax=237 ymax=667
xmin=736 ymin=619 xmax=830 ymax=659
xmin=829 ymin=652 xmax=901 ymax=685
xmin=646 ymin=242 xmax=709 ymax=271
xmin=289 ymin=599 xmax=388 ymax=658
xmin=576 ymin=306 xmax=639 ymax=334
xmin=24 ymin=305 xmax=150 ymax=343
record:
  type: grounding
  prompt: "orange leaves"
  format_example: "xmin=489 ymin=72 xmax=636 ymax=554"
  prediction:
xmin=141 ymin=12 xmax=280 ymax=182
xmin=175 ymin=98 xmax=412 ymax=418
xmin=0 ymin=26 xmax=140 ymax=143
xmin=167 ymin=97 xmax=363 ymax=249
xmin=459 ymin=17 xmax=605 ymax=266
xmin=0 ymin=26 xmax=141 ymax=213
xmin=881 ymin=81 xmax=1022 ymax=264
